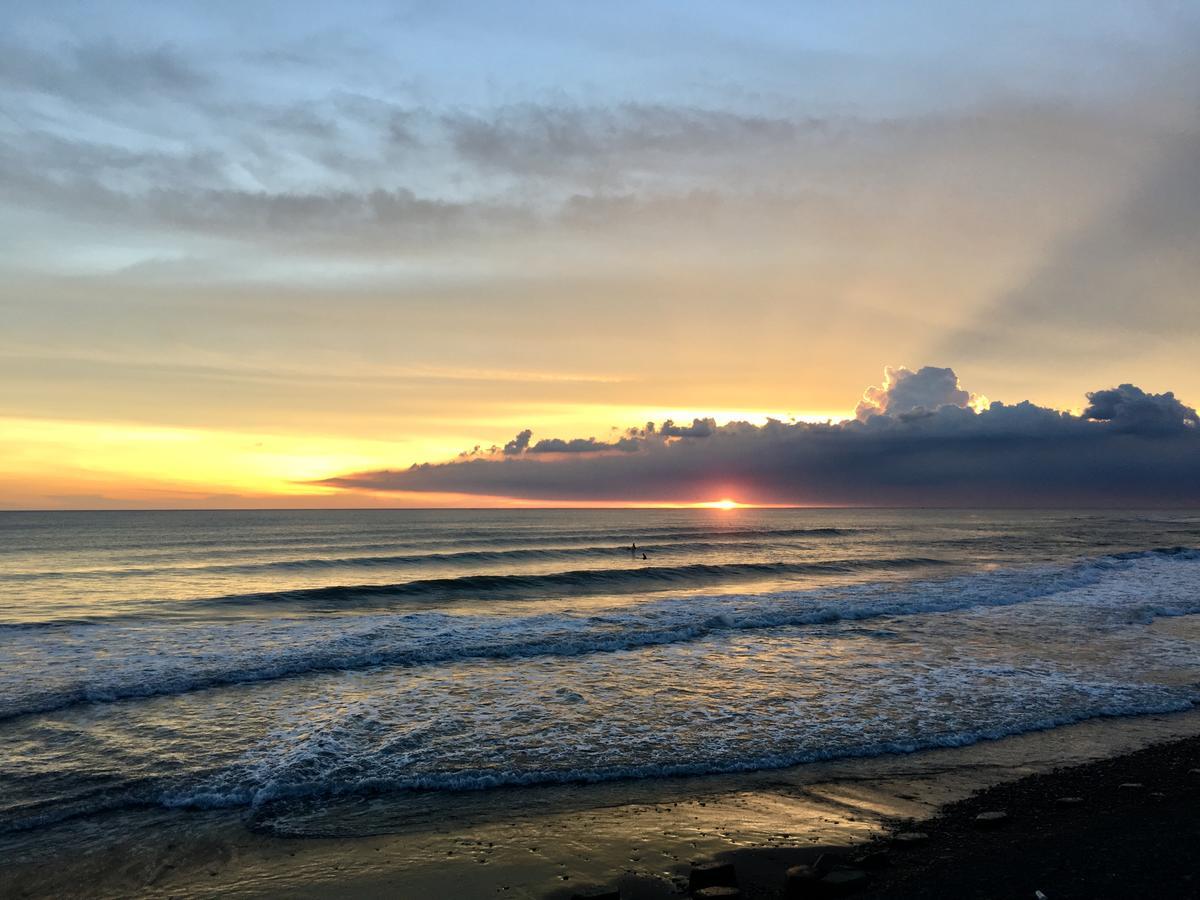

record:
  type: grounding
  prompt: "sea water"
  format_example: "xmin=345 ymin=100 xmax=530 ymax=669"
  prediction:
xmin=1 ymin=508 xmax=1198 ymax=838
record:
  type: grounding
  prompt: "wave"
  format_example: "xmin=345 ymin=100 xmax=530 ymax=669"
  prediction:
xmin=0 ymin=524 xmax=857 ymax=559
xmin=1 ymin=548 xmax=1196 ymax=722
xmin=242 ymin=694 xmax=1197 ymax=827
xmin=3 ymin=691 xmax=1194 ymax=836
xmin=0 ymin=537 xmax=830 ymax=581
xmin=196 ymin=556 xmax=950 ymax=608
xmin=0 ymin=527 xmax=857 ymax=580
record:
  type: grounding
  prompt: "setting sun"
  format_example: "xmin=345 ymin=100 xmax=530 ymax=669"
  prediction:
xmin=700 ymin=498 xmax=741 ymax=510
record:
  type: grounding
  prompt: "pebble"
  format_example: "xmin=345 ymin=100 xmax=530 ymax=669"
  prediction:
xmin=974 ymin=811 xmax=1009 ymax=828
xmin=786 ymin=863 xmax=872 ymax=898
xmin=1056 ymin=796 xmax=1084 ymax=805
xmin=819 ymin=868 xmax=870 ymax=896
xmin=785 ymin=863 xmax=817 ymax=884
xmin=1118 ymin=782 xmax=1144 ymax=790
xmin=892 ymin=831 xmax=929 ymax=844
xmin=689 ymin=861 xmax=738 ymax=892
xmin=694 ymin=888 xmax=740 ymax=899
xmin=852 ymin=850 xmax=890 ymax=870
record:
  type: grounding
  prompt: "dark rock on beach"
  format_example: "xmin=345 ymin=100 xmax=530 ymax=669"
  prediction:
xmin=689 ymin=861 xmax=738 ymax=893
xmin=816 ymin=868 xmax=869 ymax=896
xmin=971 ymin=810 xmax=1008 ymax=828
xmin=849 ymin=851 xmax=889 ymax=871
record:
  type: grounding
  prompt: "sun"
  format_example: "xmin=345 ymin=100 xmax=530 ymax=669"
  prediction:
xmin=698 ymin=498 xmax=741 ymax=510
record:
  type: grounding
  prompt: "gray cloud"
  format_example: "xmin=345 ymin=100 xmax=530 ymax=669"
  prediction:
xmin=502 ymin=429 xmax=532 ymax=455
xmin=529 ymin=436 xmax=638 ymax=454
xmin=933 ymin=127 xmax=1200 ymax=362
xmin=322 ymin=366 xmax=1200 ymax=506
xmin=4 ymin=26 xmax=1193 ymax=286
xmin=1084 ymin=384 xmax=1198 ymax=434
xmin=0 ymin=38 xmax=208 ymax=105
xmin=443 ymin=102 xmax=809 ymax=179
xmin=659 ymin=417 xmax=717 ymax=438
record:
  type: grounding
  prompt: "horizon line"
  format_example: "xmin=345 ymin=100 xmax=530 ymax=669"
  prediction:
xmin=2 ymin=504 xmax=1197 ymax=513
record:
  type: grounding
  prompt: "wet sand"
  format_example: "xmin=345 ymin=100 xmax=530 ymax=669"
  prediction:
xmin=4 ymin=708 xmax=1200 ymax=899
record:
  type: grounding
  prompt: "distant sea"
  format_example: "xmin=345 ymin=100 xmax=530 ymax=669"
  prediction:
xmin=2 ymin=508 xmax=1199 ymax=839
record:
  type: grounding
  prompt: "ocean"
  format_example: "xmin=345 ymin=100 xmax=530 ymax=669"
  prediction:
xmin=2 ymin=508 xmax=1199 ymax=845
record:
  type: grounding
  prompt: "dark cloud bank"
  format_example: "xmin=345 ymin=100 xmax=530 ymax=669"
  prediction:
xmin=323 ymin=367 xmax=1200 ymax=506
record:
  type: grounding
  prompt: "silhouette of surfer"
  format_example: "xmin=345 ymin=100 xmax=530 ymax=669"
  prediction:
xmin=641 ymin=552 xmax=648 ymax=560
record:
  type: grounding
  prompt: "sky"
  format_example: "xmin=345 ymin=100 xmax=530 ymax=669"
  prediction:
xmin=2 ymin=1 xmax=1198 ymax=508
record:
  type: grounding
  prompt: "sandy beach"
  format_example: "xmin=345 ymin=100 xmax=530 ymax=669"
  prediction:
xmin=4 ymin=707 xmax=1200 ymax=899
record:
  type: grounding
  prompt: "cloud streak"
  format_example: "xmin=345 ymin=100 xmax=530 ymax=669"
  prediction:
xmin=322 ymin=367 xmax=1200 ymax=507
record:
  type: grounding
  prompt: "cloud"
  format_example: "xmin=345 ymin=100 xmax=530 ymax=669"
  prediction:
xmin=321 ymin=366 xmax=1200 ymax=507
xmin=659 ymin=417 xmax=717 ymax=438
xmin=502 ymin=429 xmax=532 ymax=455
xmin=529 ymin=436 xmax=638 ymax=454
xmin=0 ymin=37 xmax=208 ymax=105
xmin=442 ymin=102 xmax=807 ymax=180
xmin=1084 ymin=384 xmax=1198 ymax=434
xmin=933 ymin=127 xmax=1200 ymax=362
xmin=855 ymin=365 xmax=975 ymax=421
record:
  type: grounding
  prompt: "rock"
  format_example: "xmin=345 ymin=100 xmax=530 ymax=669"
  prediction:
xmin=1056 ymin=796 xmax=1084 ymax=805
xmin=571 ymin=892 xmax=620 ymax=900
xmin=689 ymin=861 xmax=738 ymax=892
xmin=1118 ymin=782 xmax=1144 ymax=790
xmin=851 ymin=850 xmax=890 ymax=870
xmin=785 ymin=864 xmax=819 ymax=897
xmin=786 ymin=864 xmax=870 ymax=898
xmin=813 ymin=852 xmax=844 ymax=874
xmin=786 ymin=864 xmax=818 ymax=881
xmin=974 ymin=811 xmax=1009 ymax=828
xmin=892 ymin=831 xmax=929 ymax=845
xmin=818 ymin=868 xmax=870 ymax=896
xmin=694 ymin=889 xmax=740 ymax=900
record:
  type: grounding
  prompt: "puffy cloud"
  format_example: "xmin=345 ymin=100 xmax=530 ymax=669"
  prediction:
xmin=1084 ymin=384 xmax=1198 ymax=434
xmin=659 ymin=417 xmax=717 ymax=438
xmin=502 ymin=429 xmax=532 ymax=455
xmin=856 ymin=365 xmax=974 ymax=421
xmin=321 ymin=366 xmax=1200 ymax=507
xmin=530 ymin=436 xmax=636 ymax=454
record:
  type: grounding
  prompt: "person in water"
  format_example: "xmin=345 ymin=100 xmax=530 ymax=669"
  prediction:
xmin=641 ymin=552 xmax=647 ymax=560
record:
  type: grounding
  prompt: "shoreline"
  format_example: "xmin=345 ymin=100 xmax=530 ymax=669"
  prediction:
xmin=5 ymin=707 xmax=1200 ymax=899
